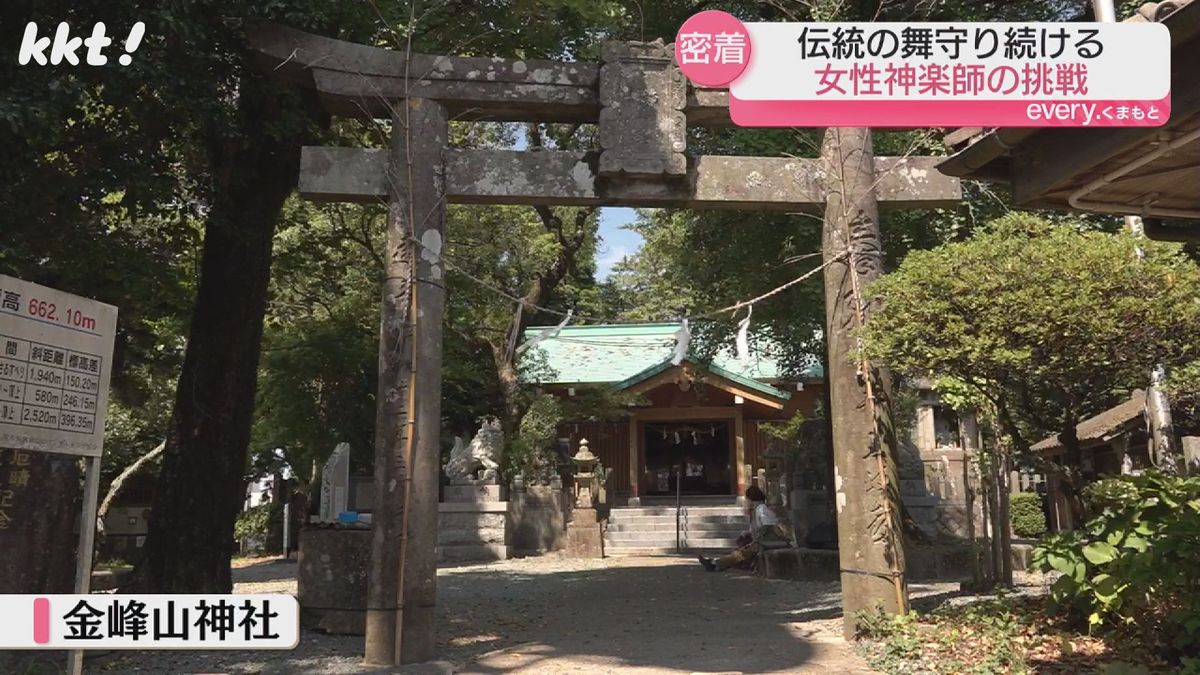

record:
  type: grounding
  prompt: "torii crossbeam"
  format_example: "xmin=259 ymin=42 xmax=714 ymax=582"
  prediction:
xmin=247 ymin=21 xmax=961 ymax=666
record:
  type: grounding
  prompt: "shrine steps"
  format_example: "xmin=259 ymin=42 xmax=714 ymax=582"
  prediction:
xmin=604 ymin=505 xmax=748 ymax=556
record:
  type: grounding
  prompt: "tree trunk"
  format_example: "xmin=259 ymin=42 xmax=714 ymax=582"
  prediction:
xmin=128 ymin=76 xmax=323 ymax=593
xmin=987 ymin=461 xmax=1003 ymax=585
xmin=999 ymin=455 xmax=1014 ymax=586
xmin=980 ymin=464 xmax=994 ymax=587
xmin=820 ymin=127 xmax=908 ymax=638
xmin=1056 ymin=424 xmax=1088 ymax=525
xmin=0 ymin=450 xmax=81 ymax=670
xmin=960 ymin=433 xmax=981 ymax=589
xmin=491 ymin=204 xmax=596 ymax=438
xmin=494 ymin=346 xmax=524 ymax=438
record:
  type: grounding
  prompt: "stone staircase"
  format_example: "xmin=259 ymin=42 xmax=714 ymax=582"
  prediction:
xmin=604 ymin=505 xmax=748 ymax=556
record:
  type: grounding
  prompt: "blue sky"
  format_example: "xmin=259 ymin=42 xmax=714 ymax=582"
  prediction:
xmin=511 ymin=126 xmax=642 ymax=280
xmin=596 ymin=207 xmax=642 ymax=280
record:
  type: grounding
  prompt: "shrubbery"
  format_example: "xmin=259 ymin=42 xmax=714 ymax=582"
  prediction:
xmin=1031 ymin=471 xmax=1200 ymax=655
xmin=234 ymin=502 xmax=275 ymax=555
xmin=1010 ymin=491 xmax=1047 ymax=538
xmin=505 ymin=395 xmax=562 ymax=484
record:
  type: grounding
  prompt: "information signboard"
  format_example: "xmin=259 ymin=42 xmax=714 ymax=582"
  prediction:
xmin=0 ymin=275 xmax=117 ymax=458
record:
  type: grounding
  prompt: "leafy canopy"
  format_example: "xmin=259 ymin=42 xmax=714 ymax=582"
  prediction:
xmin=863 ymin=213 xmax=1200 ymax=439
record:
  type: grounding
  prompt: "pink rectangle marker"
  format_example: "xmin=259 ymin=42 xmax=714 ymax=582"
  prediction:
xmin=33 ymin=597 xmax=50 ymax=644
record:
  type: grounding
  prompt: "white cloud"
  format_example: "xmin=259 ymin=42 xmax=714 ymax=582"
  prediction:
xmin=596 ymin=246 xmax=630 ymax=280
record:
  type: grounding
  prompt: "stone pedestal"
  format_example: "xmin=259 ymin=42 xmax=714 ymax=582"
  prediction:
xmin=438 ymin=501 xmax=509 ymax=562
xmin=438 ymin=478 xmax=511 ymax=563
xmin=564 ymin=507 xmax=604 ymax=558
xmin=297 ymin=526 xmax=370 ymax=634
xmin=790 ymin=488 xmax=835 ymax=548
xmin=443 ymin=483 xmax=506 ymax=503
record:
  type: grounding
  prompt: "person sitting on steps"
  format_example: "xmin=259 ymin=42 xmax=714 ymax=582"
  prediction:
xmin=697 ymin=485 xmax=789 ymax=572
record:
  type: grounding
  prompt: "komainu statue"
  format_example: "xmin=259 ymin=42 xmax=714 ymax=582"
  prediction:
xmin=444 ymin=417 xmax=503 ymax=483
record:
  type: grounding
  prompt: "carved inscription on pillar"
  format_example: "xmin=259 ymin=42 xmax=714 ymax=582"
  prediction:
xmin=597 ymin=40 xmax=687 ymax=178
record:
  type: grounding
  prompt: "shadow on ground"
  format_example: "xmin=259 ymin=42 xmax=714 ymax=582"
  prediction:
xmin=436 ymin=557 xmax=868 ymax=673
xmin=92 ymin=556 xmax=912 ymax=674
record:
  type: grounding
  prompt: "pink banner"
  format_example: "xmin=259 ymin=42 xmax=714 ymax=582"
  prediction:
xmin=730 ymin=95 xmax=1171 ymax=128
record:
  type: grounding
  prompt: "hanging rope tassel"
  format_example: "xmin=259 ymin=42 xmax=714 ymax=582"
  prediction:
xmin=516 ymin=309 xmax=573 ymax=354
xmin=671 ymin=318 xmax=691 ymax=366
xmin=735 ymin=305 xmax=753 ymax=368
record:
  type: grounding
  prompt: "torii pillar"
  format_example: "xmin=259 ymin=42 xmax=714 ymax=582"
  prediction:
xmin=820 ymin=127 xmax=908 ymax=638
xmin=364 ymin=99 xmax=447 ymax=665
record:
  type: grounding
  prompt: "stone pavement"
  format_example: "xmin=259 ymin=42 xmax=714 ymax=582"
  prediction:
xmin=441 ymin=556 xmax=874 ymax=674
xmin=94 ymin=555 xmax=933 ymax=674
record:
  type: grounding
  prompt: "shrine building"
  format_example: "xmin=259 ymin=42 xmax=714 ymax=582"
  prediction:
xmin=521 ymin=322 xmax=823 ymax=505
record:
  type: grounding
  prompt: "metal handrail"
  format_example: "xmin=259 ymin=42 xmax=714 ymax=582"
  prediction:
xmin=675 ymin=465 xmax=682 ymax=553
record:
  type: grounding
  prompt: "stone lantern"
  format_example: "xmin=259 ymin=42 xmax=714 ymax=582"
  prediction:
xmin=571 ymin=438 xmax=600 ymax=509
xmin=762 ymin=439 xmax=796 ymax=546
xmin=763 ymin=439 xmax=787 ymax=509
xmin=566 ymin=438 xmax=604 ymax=558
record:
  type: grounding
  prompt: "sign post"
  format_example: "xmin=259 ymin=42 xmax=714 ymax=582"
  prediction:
xmin=0 ymin=275 xmax=117 ymax=675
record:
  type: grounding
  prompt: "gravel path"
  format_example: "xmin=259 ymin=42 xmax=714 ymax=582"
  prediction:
xmin=90 ymin=555 xmax=990 ymax=674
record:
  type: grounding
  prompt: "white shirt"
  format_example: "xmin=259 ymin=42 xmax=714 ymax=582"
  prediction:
xmin=751 ymin=503 xmax=779 ymax=530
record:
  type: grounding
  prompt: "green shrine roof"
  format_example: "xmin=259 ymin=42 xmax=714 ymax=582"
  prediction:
xmin=519 ymin=322 xmax=822 ymax=389
xmin=612 ymin=356 xmax=793 ymax=401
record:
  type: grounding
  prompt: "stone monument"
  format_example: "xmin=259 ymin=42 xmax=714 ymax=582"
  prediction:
xmin=299 ymin=442 xmax=368 ymax=634
xmin=318 ymin=442 xmax=350 ymax=523
xmin=762 ymin=440 xmax=796 ymax=542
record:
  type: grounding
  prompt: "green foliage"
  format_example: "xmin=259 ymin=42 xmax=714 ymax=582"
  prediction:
xmin=854 ymin=601 xmax=1027 ymax=675
xmin=865 ymin=213 xmax=1200 ymax=450
xmin=234 ymin=503 xmax=274 ymax=547
xmin=519 ymin=395 xmax=562 ymax=454
xmin=507 ymin=396 xmax=563 ymax=483
xmin=1165 ymin=359 xmax=1200 ymax=433
xmin=1031 ymin=472 xmax=1200 ymax=651
xmin=609 ymin=129 xmax=1021 ymax=379
xmin=1010 ymin=492 xmax=1047 ymax=539
xmin=759 ymin=412 xmax=808 ymax=442
xmin=758 ymin=412 xmax=816 ymax=470
xmin=1082 ymin=478 xmax=1142 ymax=513
xmin=252 ymin=201 xmax=383 ymax=479
xmin=890 ymin=380 xmax=922 ymax=444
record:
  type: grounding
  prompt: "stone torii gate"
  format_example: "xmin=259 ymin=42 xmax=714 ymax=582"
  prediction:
xmin=248 ymin=23 xmax=960 ymax=665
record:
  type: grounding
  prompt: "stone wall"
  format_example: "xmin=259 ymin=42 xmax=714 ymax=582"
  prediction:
xmin=896 ymin=392 xmax=984 ymax=540
xmin=437 ymin=484 xmax=573 ymax=562
xmin=790 ymin=487 xmax=837 ymax=548
xmin=899 ymin=446 xmax=976 ymax=539
xmin=786 ymin=390 xmax=986 ymax=545
xmin=507 ymin=486 xmax=568 ymax=555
